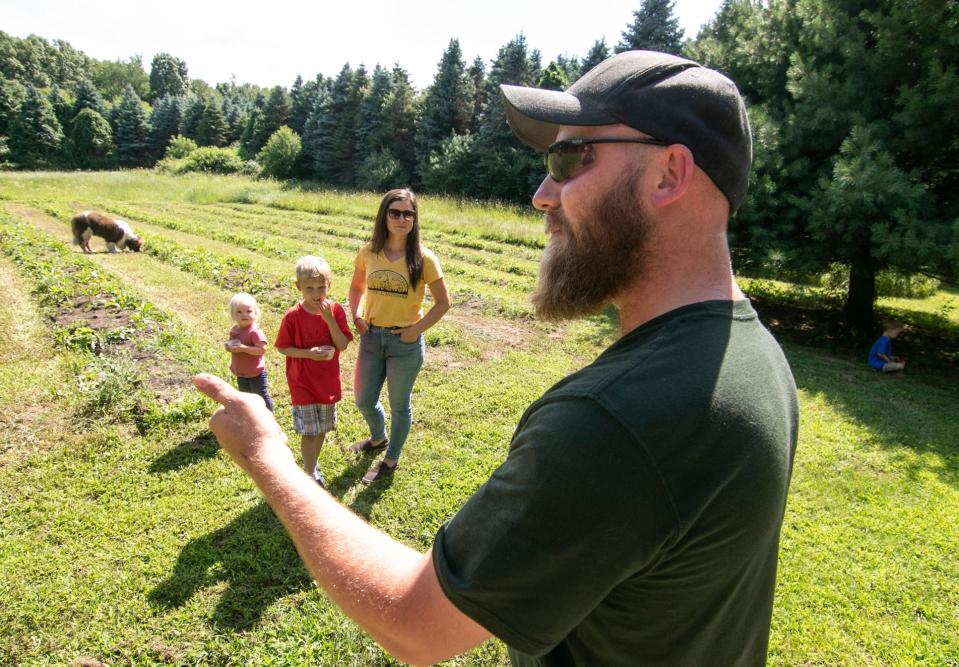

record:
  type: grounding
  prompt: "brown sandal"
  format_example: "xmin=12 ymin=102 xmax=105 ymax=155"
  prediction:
xmin=349 ymin=438 xmax=388 ymax=453
xmin=362 ymin=461 xmax=398 ymax=484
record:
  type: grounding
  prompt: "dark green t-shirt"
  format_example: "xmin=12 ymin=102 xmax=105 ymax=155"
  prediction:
xmin=433 ymin=300 xmax=798 ymax=666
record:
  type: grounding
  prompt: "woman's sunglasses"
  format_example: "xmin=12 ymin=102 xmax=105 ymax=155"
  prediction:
xmin=387 ymin=208 xmax=416 ymax=221
xmin=544 ymin=137 xmax=669 ymax=182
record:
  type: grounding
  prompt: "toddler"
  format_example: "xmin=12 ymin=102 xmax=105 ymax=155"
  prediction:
xmin=226 ymin=292 xmax=274 ymax=411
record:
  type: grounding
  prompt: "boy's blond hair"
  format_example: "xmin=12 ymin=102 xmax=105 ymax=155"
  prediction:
xmin=229 ymin=292 xmax=260 ymax=322
xmin=882 ymin=318 xmax=904 ymax=332
xmin=295 ymin=255 xmax=332 ymax=282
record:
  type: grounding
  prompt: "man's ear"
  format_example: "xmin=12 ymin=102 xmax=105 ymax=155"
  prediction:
xmin=650 ymin=144 xmax=694 ymax=208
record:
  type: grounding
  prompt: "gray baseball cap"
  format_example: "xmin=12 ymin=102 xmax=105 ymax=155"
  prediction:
xmin=500 ymin=50 xmax=753 ymax=212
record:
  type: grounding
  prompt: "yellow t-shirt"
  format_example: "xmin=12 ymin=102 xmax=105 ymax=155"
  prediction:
xmin=355 ymin=243 xmax=443 ymax=327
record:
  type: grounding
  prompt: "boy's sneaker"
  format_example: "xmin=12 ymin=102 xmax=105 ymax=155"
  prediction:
xmin=313 ymin=468 xmax=326 ymax=489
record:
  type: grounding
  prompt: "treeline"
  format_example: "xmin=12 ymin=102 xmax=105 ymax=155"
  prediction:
xmin=0 ymin=2 xmax=683 ymax=200
xmin=2 ymin=0 xmax=957 ymax=327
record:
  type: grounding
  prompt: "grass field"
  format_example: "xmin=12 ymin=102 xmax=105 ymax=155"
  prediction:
xmin=0 ymin=171 xmax=956 ymax=666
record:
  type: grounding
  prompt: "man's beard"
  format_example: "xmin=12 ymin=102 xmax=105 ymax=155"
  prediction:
xmin=531 ymin=168 xmax=650 ymax=321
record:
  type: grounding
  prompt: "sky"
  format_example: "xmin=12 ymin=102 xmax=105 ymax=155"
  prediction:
xmin=3 ymin=0 xmax=724 ymax=91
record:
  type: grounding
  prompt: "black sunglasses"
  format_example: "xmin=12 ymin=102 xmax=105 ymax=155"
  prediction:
xmin=544 ymin=137 xmax=669 ymax=182
xmin=387 ymin=208 xmax=416 ymax=221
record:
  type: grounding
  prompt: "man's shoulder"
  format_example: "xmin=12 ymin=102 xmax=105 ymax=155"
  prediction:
xmin=532 ymin=300 xmax=792 ymax=432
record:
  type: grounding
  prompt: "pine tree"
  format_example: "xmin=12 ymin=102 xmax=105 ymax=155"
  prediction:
xmin=179 ymin=96 xmax=205 ymax=141
xmin=239 ymin=106 xmax=264 ymax=160
xmin=72 ymin=78 xmax=108 ymax=120
xmin=221 ymin=98 xmax=245 ymax=145
xmin=615 ymin=0 xmax=686 ymax=55
xmin=415 ymin=40 xmax=474 ymax=179
xmin=8 ymin=85 xmax=64 ymax=166
xmin=149 ymin=53 xmax=188 ymax=101
xmin=113 ymin=84 xmax=151 ymax=167
xmin=253 ymin=86 xmax=292 ymax=153
xmin=289 ymin=75 xmax=321 ymax=135
xmin=196 ymin=101 xmax=228 ymax=147
xmin=147 ymin=94 xmax=183 ymax=159
xmin=329 ymin=65 xmax=368 ymax=186
xmin=304 ymin=65 xmax=356 ymax=183
xmin=580 ymin=39 xmax=611 ymax=76
xmin=299 ymin=82 xmax=331 ymax=178
xmin=467 ymin=56 xmax=487 ymax=133
xmin=381 ymin=66 xmax=418 ymax=184
xmin=355 ymin=65 xmax=393 ymax=160
xmin=467 ymin=35 xmax=543 ymax=202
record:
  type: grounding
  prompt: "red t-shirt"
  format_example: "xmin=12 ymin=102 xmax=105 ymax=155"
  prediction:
xmin=229 ymin=323 xmax=268 ymax=378
xmin=274 ymin=301 xmax=353 ymax=405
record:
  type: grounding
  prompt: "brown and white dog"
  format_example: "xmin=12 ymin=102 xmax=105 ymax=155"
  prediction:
xmin=71 ymin=211 xmax=143 ymax=253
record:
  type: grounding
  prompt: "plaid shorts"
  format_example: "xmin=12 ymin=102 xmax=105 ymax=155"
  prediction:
xmin=291 ymin=402 xmax=337 ymax=436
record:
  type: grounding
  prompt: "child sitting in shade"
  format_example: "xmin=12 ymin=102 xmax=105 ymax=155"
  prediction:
xmin=867 ymin=319 xmax=906 ymax=376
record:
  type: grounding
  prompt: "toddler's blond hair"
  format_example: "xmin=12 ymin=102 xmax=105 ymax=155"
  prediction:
xmin=229 ymin=292 xmax=260 ymax=323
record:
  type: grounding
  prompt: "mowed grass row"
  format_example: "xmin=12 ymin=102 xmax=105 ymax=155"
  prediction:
xmin=1 ymin=171 xmax=958 ymax=666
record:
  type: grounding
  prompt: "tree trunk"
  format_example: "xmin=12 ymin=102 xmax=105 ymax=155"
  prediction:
xmin=844 ymin=256 xmax=876 ymax=334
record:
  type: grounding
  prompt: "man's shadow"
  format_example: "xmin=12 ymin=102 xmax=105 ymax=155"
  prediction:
xmin=148 ymin=501 xmax=312 ymax=630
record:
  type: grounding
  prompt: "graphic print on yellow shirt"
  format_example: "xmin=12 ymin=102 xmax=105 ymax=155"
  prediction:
xmin=355 ymin=243 xmax=442 ymax=327
xmin=368 ymin=269 xmax=410 ymax=297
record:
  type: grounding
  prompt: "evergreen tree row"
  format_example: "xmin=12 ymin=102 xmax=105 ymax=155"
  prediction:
xmin=0 ymin=1 xmax=680 ymax=179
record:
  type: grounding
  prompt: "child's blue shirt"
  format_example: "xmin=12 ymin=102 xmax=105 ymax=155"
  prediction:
xmin=868 ymin=335 xmax=892 ymax=370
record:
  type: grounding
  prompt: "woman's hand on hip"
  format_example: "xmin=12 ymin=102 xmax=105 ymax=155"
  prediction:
xmin=354 ymin=316 xmax=369 ymax=336
xmin=395 ymin=326 xmax=420 ymax=343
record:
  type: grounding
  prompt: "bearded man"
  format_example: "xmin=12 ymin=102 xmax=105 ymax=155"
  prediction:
xmin=194 ymin=50 xmax=799 ymax=667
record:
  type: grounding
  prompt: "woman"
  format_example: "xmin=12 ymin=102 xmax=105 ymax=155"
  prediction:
xmin=348 ymin=189 xmax=450 ymax=484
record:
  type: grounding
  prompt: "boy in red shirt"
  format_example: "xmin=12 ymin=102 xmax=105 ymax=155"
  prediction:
xmin=274 ymin=256 xmax=353 ymax=487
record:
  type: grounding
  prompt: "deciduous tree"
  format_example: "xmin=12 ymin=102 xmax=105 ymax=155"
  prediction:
xmin=69 ymin=108 xmax=113 ymax=167
xmin=149 ymin=53 xmax=189 ymax=101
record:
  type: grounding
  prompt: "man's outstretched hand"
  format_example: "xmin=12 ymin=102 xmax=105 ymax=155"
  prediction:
xmin=193 ymin=373 xmax=292 ymax=472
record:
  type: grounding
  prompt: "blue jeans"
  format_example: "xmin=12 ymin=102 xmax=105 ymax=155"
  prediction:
xmin=236 ymin=371 xmax=274 ymax=412
xmin=354 ymin=326 xmax=425 ymax=461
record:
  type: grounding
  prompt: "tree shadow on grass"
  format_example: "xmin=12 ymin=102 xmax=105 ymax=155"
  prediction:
xmin=149 ymin=432 xmax=220 ymax=473
xmin=784 ymin=340 xmax=959 ymax=488
xmin=148 ymin=502 xmax=312 ymax=630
